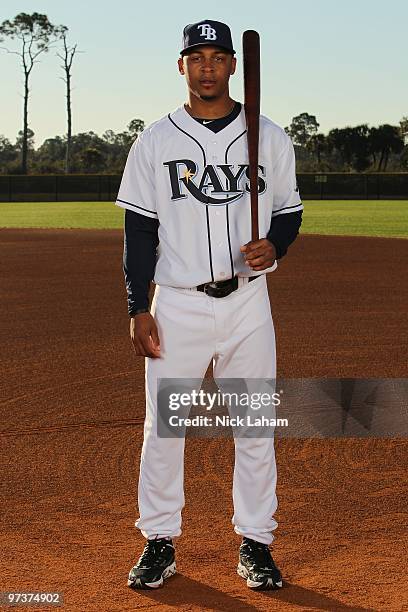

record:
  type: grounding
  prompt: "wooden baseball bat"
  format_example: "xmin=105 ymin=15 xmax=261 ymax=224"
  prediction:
xmin=243 ymin=29 xmax=260 ymax=242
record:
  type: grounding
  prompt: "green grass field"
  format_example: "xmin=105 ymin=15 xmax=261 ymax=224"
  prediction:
xmin=0 ymin=200 xmax=407 ymax=238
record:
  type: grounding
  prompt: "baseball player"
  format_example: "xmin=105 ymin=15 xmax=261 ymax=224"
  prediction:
xmin=116 ymin=19 xmax=303 ymax=591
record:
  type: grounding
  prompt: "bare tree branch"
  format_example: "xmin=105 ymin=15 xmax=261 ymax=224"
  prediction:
xmin=57 ymin=30 xmax=81 ymax=173
xmin=0 ymin=46 xmax=21 ymax=55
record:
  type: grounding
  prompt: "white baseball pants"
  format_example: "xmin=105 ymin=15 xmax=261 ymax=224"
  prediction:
xmin=134 ymin=275 xmax=278 ymax=545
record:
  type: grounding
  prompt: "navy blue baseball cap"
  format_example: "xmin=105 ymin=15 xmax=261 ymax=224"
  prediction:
xmin=180 ymin=20 xmax=235 ymax=56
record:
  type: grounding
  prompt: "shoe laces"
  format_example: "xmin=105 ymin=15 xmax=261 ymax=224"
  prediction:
xmin=138 ymin=538 xmax=172 ymax=566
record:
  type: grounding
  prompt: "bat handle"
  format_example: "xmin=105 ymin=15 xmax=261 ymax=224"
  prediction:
xmin=250 ymin=163 xmax=259 ymax=241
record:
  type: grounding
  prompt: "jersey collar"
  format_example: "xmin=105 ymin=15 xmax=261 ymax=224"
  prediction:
xmin=170 ymin=104 xmax=247 ymax=142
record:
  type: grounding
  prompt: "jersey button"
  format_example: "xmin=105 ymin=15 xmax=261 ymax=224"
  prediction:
xmin=219 ymin=271 xmax=225 ymax=277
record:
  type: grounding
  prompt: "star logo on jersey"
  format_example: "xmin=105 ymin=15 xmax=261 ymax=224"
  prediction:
xmin=163 ymin=159 xmax=267 ymax=206
xmin=183 ymin=168 xmax=194 ymax=183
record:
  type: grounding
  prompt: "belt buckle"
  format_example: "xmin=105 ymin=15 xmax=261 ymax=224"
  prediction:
xmin=204 ymin=278 xmax=237 ymax=298
xmin=203 ymin=282 xmax=219 ymax=297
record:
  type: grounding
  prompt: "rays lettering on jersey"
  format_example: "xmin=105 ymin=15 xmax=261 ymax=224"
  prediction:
xmin=163 ymin=159 xmax=267 ymax=205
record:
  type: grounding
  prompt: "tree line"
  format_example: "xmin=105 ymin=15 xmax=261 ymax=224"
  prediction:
xmin=1 ymin=13 xmax=407 ymax=175
xmin=285 ymin=113 xmax=408 ymax=173
xmin=0 ymin=121 xmax=145 ymax=175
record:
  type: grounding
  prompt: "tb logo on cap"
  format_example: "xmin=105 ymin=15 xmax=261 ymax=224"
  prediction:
xmin=197 ymin=23 xmax=217 ymax=41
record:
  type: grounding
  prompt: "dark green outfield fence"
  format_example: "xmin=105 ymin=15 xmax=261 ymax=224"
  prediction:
xmin=0 ymin=175 xmax=119 ymax=203
xmin=0 ymin=173 xmax=407 ymax=202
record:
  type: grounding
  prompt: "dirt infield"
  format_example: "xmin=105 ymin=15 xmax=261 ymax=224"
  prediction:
xmin=1 ymin=229 xmax=407 ymax=611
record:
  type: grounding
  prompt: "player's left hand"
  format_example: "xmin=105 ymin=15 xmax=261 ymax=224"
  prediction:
xmin=240 ymin=239 xmax=276 ymax=271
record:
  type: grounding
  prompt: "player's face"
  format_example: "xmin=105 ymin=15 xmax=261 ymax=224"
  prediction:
xmin=178 ymin=46 xmax=236 ymax=101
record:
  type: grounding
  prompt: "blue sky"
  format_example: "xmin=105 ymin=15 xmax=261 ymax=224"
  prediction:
xmin=0 ymin=0 xmax=407 ymax=147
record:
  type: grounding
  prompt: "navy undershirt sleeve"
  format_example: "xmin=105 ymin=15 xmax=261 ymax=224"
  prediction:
xmin=267 ymin=210 xmax=303 ymax=259
xmin=123 ymin=208 xmax=159 ymax=316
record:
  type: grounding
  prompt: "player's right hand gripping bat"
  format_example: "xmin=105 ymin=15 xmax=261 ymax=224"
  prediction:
xmin=243 ymin=29 xmax=260 ymax=242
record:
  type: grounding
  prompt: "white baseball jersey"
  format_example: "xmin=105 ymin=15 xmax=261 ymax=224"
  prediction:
xmin=115 ymin=104 xmax=303 ymax=288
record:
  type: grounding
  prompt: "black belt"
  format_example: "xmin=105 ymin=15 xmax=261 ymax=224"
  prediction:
xmin=196 ymin=275 xmax=259 ymax=298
